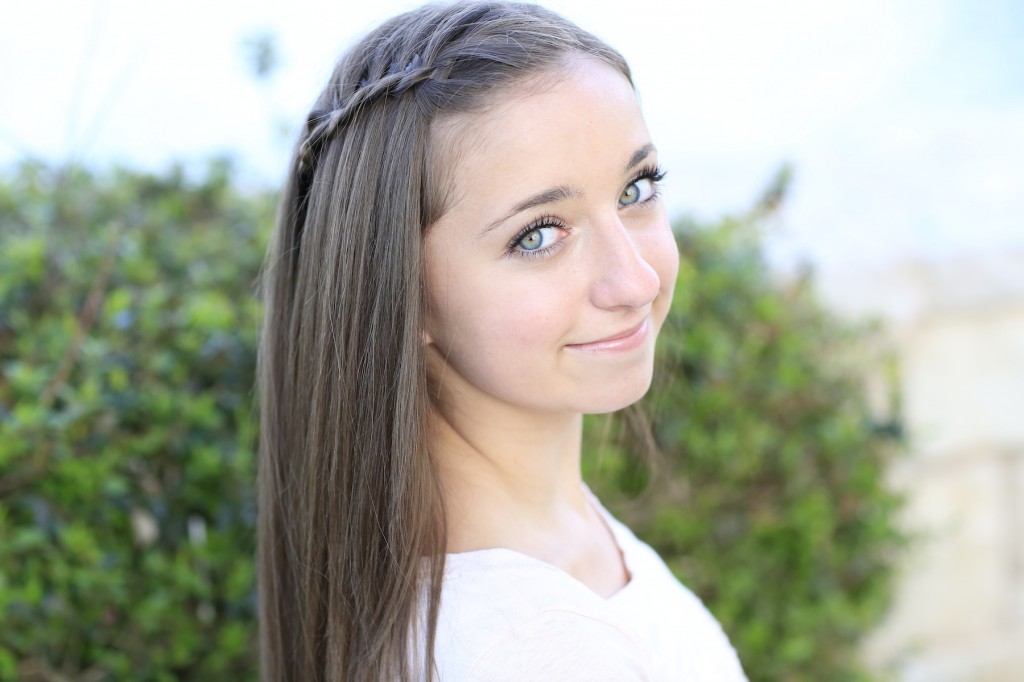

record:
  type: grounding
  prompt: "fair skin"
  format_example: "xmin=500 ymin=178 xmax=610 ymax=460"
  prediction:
xmin=423 ymin=58 xmax=680 ymax=597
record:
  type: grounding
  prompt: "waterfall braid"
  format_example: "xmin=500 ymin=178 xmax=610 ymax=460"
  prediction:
xmin=257 ymin=3 xmax=631 ymax=680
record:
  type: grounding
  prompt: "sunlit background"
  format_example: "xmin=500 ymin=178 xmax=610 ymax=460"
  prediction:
xmin=2 ymin=1 xmax=1022 ymax=679
xmin=3 ymin=0 xmax=1022 ymax=270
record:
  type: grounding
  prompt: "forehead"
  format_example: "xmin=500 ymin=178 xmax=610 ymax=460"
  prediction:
xmin=428 ymin=59 xmax=648 ymax=222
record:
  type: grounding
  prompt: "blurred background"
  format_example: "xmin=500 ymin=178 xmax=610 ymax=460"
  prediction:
xmin=1 ymin=0 xmax=1022 ymax=680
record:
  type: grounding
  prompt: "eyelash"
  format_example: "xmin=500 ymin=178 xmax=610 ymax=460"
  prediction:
xmin=504 ymin=215 xmax=569 ymax=260
xmin=504 ymin=164 xmax=667 ymax=260
xmin=625 ymin=164 xmax=667 ymax=206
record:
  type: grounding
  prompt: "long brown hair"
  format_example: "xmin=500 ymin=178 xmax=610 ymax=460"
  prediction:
xmin=257 ymin=3 xmax=630 ymax=679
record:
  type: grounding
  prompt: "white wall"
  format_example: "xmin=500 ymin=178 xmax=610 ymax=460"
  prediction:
xmin=816 ymin=252 xmax=1024 ymax=681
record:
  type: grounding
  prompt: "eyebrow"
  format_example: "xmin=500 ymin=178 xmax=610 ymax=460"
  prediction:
xmin=480 ymin=143 xmax=658 ymax=237
xmin=625 ymin=143 xmax=656 ymax=174
xmin=482 ymin=185 xmax=583 ymax=235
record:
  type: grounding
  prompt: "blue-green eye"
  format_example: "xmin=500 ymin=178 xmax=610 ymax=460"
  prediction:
xmin=505 ymin=218 xmax=570 ymax=260
xmin=620 ymin=166 xmax=666 ymax=207
xmin=517 ymin=226 xmax=560 ymax=252
xmin=619 ymin=177 xmax=656 ymax=206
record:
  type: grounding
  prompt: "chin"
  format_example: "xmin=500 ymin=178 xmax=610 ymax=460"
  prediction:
xmin=579 ymin=366 xmax=655 ymax=415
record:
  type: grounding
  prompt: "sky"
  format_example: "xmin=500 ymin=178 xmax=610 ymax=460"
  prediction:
xmin=1 ymin=0 xmax=1022 ymax=273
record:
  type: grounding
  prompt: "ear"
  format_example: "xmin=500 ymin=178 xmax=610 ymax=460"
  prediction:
xmin=422 ymin=329 xmax=434 ymax=346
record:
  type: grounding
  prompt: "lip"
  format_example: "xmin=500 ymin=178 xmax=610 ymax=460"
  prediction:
xmin=565 ymin=318 xmax=650 ymax=353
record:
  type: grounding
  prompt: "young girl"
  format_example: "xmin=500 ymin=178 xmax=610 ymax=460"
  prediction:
xmin=258 ymin=2 xmax=747 ymax=679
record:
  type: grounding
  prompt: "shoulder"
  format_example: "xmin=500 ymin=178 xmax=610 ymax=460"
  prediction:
xmin=433 ymin=550 xmax=650 ymax=681
xmin=594 ymin=506 xmax=749 ymax=681
xmin=468 ymin=608 xmax=650 ymax=681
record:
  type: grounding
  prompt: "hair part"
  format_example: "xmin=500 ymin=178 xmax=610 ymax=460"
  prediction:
xmin=258 ymin=3 xmax=630 ymax=680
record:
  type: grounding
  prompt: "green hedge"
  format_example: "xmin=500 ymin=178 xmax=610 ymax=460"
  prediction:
xmin=0 ymin=162 xmax=902 ymax=680
xmin=0 ymin=161 xmax=269 ymax=681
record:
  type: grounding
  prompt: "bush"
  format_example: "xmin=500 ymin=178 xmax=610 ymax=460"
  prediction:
xmin=0 ymin=161 xmax=271 ymax=681
xmin=0 ymin=162 xmax=902 ymax=680
xmin=585 ymin=208 xmax=904 ymax=681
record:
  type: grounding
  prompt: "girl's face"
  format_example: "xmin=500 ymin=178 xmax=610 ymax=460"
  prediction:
xmin=424 ymin=59 xmax=679 ymax=417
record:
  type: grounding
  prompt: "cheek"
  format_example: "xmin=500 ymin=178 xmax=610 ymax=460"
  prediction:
xmin=428 ymin=288 xmax=572 ymax=404
xmin=658 ymin=232 xmax=680 ymax=293
xmin=437 ymin=279 xmax=565 ymax=351
xmin=642 ymin=218 xmax=680 ymax=305
xmin=425 ymin=258 xmax=572 ymax=379
xmin=638 ymin=223 xmax=679 ymax=340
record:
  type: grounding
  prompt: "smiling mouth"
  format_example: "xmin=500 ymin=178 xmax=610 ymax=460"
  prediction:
xmin=565 ymin=318 xmax=650 ymax=353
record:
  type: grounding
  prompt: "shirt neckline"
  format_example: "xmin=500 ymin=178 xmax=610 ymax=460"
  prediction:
xmin=444 ymin=485 xmax=637 ymax=601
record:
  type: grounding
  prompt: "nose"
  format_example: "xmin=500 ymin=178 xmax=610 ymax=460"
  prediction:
xmin=587 ymin=215 xmax=661 ymax=311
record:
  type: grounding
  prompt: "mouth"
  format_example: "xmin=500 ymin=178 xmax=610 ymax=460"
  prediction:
xmin=565 ymin=318 xmax=650 ymax=353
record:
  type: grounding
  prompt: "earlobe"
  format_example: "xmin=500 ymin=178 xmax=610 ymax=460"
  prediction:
xmin=422 ymin=329 xmax=434 ymax=346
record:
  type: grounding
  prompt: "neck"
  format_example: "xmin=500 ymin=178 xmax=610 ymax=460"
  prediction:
xmin=430 ymin=392 xmax=590 ymax=553
xmin=429 ymin=380 xmax=630 ymax=596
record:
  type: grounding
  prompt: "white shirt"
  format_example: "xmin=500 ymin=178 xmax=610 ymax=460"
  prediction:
xmin=432 ymin=495 xmax=748 ymax=681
